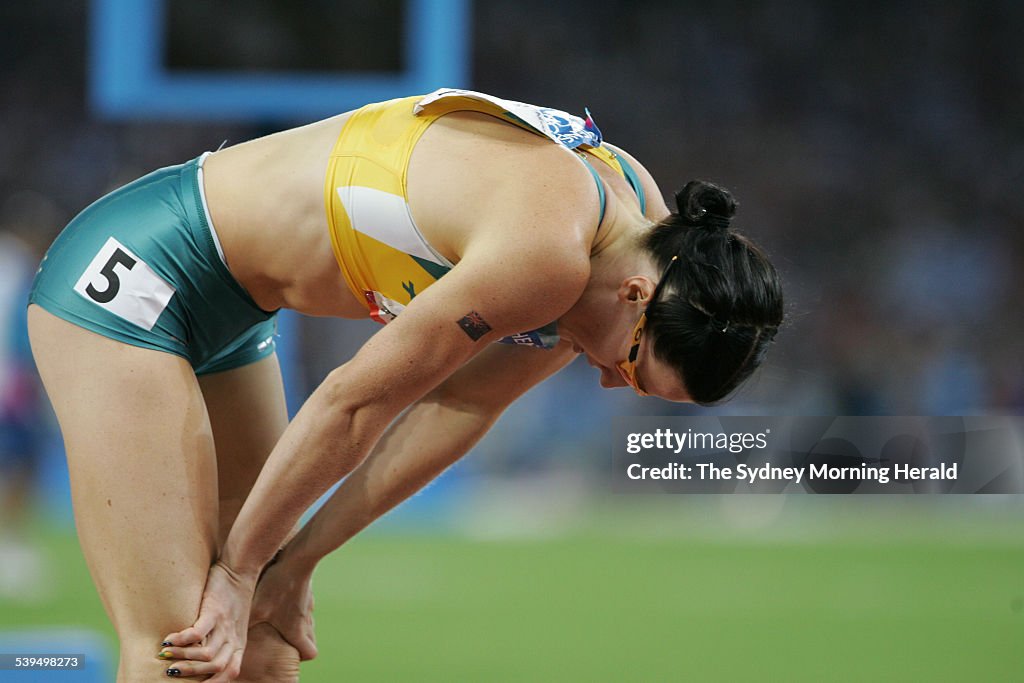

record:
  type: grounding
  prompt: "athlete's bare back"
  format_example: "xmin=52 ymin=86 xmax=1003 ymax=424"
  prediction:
xmin=202 ymin=109 xmax=665 ymax=318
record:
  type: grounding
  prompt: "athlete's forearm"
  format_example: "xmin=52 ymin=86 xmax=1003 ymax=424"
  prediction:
xmin=222 ymin=338 xmax=573 ymax=578
xmin=281 ymin=394 xmax=498 ymax=572
xmin=219 ymin=369 xmax=398 ymax=578
xmin=277 ymin=344 xmax=576 ymax=570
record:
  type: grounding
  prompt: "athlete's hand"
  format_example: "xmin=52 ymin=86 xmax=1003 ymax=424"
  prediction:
xmin=249 ymin=557 xmax=318 ymax=661
xmin=158 ymin=561 xmax=258 ymax=681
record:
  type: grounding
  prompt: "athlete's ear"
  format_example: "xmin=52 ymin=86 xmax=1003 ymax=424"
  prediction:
xmin=617 ymin=276 xmax=655 ymax=304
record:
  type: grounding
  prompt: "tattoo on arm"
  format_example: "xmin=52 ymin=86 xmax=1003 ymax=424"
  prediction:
xmin=456 ymin=311 xmax=492 ymax=341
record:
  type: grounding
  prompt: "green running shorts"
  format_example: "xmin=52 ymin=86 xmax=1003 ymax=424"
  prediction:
xmin=29 ymin=154 xmax=278 ymax=375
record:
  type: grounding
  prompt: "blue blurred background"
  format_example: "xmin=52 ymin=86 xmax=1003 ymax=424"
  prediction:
xmin=1 ymin=2 xmax=1023 ymax=680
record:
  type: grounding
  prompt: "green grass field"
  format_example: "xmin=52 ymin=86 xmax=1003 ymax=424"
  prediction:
xmin=3 ymin=499 xmax=1023 ymax=681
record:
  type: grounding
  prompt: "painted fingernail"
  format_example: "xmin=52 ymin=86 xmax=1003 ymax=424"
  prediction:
xmin=161 ymin=641 xmax=173 ymax=647
xmin=166 ymin=668 xmax=181 ymax=677
xmin=157 ymin=651 xmax=172 ymax=660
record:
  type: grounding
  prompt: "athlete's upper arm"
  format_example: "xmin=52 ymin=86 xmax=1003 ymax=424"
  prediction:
xmin=604 ymin=142 xmax=671 ymax=222
xmin=327 ymin=229 xmax=589 ymax=423
xmin=328 ymin=134 xmax=596 ymax=422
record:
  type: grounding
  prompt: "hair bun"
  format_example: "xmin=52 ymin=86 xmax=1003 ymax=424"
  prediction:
xmin=674 ymin=180 xmax=737 ymax=232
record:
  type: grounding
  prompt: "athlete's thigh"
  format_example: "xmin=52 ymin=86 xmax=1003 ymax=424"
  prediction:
xmin=197 ymin=352 xmax=289 ymax=547
xmin=28 ymin=305 xmax=218 ymax=680
xmin=199 ymin=354 xmax=300 ymax=682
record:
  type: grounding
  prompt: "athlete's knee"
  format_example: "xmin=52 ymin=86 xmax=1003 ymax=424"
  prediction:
xmin=118 ymin=635 xmax=181 ymax=682
xmin=237 ymin=623 xmax=301 ymax=683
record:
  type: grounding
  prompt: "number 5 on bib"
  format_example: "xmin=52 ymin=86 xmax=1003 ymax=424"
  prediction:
xmin=74 ymin=237 xmax=176 ymax=330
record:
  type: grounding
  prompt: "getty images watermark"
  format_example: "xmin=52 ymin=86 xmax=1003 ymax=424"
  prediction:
xmin=610 ymin=416 xmax=1024 ymax=493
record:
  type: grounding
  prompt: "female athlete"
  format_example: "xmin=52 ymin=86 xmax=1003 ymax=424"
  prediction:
xmin=28 ymin=89 xmax=783 ymax=680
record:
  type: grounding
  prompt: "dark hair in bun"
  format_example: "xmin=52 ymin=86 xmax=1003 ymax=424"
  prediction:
xmin=641 ymin=180 xmax=783 ymax=405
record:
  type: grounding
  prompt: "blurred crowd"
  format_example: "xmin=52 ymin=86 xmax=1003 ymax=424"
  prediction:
xmin=1 ymin=0 xmax=1022 ymax=507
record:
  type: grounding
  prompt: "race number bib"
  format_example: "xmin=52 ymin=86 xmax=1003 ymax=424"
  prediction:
xmin=74 ymin=237 xmax=175 ymax=330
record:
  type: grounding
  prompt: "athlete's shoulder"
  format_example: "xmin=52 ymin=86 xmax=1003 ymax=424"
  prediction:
xmin=602 ymin=142 xmax=670 ymax=222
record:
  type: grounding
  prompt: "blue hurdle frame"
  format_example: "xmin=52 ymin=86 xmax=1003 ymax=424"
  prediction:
xmin=89 ymin=0 xmax=471 ymax=121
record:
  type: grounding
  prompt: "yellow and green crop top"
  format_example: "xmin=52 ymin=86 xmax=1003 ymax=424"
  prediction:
xmin=323 ymin=88 xmax=647 ymax=349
